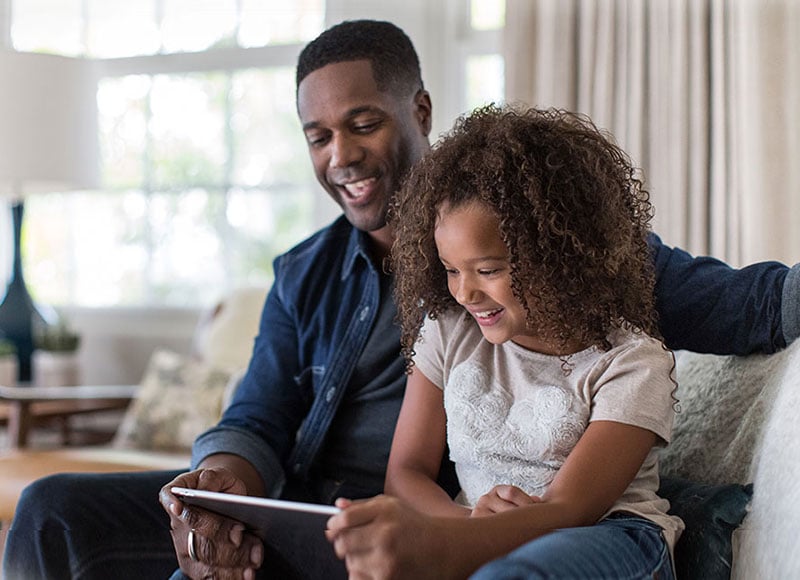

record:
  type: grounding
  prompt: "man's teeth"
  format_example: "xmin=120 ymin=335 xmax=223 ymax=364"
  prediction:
xmin=475 ymin=309 xmax=502 ymax=319
xmin=343 ymin=177 xmax=376 ymax=197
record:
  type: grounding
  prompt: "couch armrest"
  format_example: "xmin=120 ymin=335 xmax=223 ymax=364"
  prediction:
xmin=0 ymin=385 xmax=137 ymax=449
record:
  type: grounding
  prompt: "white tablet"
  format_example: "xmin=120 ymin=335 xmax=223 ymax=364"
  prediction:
xmin=171 ymin=487 xmax=340 ymax=539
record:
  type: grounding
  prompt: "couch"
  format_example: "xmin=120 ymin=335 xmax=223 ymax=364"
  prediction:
xmin=659 ymin=339 xmax=800 ymax=579
xmin=1 ymin=294 xmax=798 ymax=579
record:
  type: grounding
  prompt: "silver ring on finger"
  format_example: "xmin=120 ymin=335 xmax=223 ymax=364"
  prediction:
xmin=188 ymin=528 xmax=199 ymax=562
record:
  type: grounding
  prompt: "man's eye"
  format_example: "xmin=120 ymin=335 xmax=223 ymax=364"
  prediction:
xmin=306 ymin=134 xmax=329 ymax=147
xmin=353 ymin=122 xmax=380 ymax=133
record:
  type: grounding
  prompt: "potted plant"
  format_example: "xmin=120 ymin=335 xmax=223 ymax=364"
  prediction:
xmin=32 ymin=318 xmax=82 ymax=387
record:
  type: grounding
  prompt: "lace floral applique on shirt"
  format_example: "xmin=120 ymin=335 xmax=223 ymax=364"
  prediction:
xmin=445 ymin=360 xmax=584 ymax=506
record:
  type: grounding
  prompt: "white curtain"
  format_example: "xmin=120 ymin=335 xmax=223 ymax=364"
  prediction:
xmin=505 ymin=0 xmax=800 ymax=267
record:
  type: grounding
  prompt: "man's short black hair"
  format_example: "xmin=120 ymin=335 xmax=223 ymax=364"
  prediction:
xmin=296 ymin=19 xmax=423 ymax=97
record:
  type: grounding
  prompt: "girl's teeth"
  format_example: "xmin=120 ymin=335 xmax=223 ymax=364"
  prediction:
xmin=476 ymin=309 xmax=501 ymax=318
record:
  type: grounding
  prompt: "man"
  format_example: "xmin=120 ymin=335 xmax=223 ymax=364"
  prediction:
xmin=4 ymin=19 xmax=798 ymax=580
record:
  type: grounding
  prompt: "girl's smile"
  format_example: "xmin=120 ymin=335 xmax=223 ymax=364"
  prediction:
xmin=434 ymin=200 xmax=540 ymax=351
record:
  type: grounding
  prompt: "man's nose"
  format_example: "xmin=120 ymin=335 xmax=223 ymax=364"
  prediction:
xmin=329 ymin=133 xmax=363 ymax=168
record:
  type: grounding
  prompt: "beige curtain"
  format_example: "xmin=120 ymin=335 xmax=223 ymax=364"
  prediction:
xmin=505 ymin=0 xmax=800 ymax=267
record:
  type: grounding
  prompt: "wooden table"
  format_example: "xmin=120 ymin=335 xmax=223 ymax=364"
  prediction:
xmin=0 ymin=385 xmax=137 ymax=449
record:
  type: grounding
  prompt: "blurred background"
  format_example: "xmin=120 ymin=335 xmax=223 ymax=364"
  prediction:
xmin=1 ymin=0 xmax=797 ymax=385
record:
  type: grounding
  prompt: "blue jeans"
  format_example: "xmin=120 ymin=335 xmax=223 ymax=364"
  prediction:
xmin=470 ymin=513 xmax=674 ymax=580
xmin=2 ymin=470 xmax=182 ymax=580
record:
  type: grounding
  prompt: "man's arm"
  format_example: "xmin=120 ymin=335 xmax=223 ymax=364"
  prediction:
xmin=649 ymin=232 xmax=799 ymax=354
xmin=191 ymin=256 xmax=313 ymax=494
xmin=160 ymin=255 xmax=313 ymax=578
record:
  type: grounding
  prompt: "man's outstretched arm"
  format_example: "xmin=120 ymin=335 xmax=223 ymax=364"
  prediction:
xmin=649 ymin=232 xmax=799 ymax=355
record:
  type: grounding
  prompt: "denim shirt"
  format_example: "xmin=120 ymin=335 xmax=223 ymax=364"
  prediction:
xmin=193 ymin=219 xmax=798 ymax=499
xmin=193 ymin=216 xmax=387 ymax=498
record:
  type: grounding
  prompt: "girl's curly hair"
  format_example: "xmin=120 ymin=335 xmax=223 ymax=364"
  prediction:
xmin=389 ymin=105 xmax=659 ymax=368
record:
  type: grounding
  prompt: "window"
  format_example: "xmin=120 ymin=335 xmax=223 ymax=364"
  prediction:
xmin=466 ymin=0 xmax=506 ymax=110
xmin=4 ymin=0 xmax=505 ymax=308
xmin=11 ymin=0 xmax=323 ymax=307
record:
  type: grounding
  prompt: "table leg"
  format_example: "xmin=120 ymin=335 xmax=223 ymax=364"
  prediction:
xmin=6 ymin=400 xmax=32 ymax=449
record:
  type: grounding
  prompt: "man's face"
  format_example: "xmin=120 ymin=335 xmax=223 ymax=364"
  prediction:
xmin=297 ymin=60 xmax=431 ymax=246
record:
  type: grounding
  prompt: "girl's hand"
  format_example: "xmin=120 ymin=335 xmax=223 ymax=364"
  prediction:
xmin=326 ymin=495 xmax=447 ymax=580
xmin=470 ymin=485 xmax=542 ymax=517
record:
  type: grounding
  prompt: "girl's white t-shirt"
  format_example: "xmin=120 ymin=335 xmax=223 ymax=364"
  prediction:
xmin=413 ymin=309 xmax=684 ymax=554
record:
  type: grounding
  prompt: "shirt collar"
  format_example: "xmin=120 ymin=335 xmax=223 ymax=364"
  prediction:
xmin=341 ymin=224 xmax=378 ymax=280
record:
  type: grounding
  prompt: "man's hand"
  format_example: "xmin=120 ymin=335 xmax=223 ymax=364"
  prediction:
xmin=326 ymin=495 xmax=449 ymax=580
xmin=159 ymin=467 xmax=264 ymax=580
xmin=470 ymin=485 xmax=542 ymax=518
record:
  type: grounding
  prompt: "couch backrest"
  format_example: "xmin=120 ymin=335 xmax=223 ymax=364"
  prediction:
xmin=660 ymin=342 xmax=799 ymax=485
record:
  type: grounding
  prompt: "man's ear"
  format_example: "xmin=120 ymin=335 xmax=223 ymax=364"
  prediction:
xmin=414 ymin=89 xmax=433 ymax=136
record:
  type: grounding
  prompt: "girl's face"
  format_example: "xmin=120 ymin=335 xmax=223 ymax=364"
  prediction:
xmin=434 ymin=200 xmax=550 ymax=353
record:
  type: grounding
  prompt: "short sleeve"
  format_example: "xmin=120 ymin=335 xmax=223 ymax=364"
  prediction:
xmin=411 ymin=314 xmax=453 ymax=390
xmin=589 ymin=336 xmax=676 ymax=445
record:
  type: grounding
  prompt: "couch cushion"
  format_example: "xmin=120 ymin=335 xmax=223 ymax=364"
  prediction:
xmin=112 ymin=349 xmax=237 ymax=452
xmin=192 ymin=286 xmax=267 ymax=370
xmin=659 ymin=476 xmax=752 ymax=580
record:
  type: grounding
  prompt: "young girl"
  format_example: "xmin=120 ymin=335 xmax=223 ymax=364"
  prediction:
xmin=326 ymin=106 xmax=683 ymax=579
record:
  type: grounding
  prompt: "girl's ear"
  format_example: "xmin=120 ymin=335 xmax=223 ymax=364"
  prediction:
xmin=413 ymin=89 xmax=433 ymax=137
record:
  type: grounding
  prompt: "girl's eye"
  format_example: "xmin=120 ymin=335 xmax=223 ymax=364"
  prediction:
xmin=479 ymin=269 xmax=499 ymax=276
xmin=444 ymin=268 xmax=458 ymax=276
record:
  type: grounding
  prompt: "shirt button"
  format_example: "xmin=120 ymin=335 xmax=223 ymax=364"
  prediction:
xmin=360 ymin=306 xmax=370 ymax=321
xmin=326 ymin=387 xmax=336 ymax=402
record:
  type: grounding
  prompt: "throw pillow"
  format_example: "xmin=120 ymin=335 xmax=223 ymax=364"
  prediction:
xmin=659 ymin=476 xmax=753 ymax=580
xmin=113 ymin=349 xmax=235 ymax=452
xmin=192 ymin=286 xmax=267 ymax=370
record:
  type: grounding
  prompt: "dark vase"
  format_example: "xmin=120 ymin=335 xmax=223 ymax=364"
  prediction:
xmin=0 ymin=202 xmax=49 ymax=383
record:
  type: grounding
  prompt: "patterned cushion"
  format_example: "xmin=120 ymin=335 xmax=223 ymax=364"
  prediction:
xmin=113 ymin=349 xmax=236 ymax=452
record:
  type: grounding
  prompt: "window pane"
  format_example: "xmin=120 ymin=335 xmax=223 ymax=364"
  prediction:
xmin=225 ymin=187 xmax=314 ymax=282
xmin=11 ymin=0 xmax=84 ymax=55
xmin=162 ymin=0 xmax=238 ymax=53
xmin=25 ymin=192 xmax=148 ymax=306
xmin=149 ymin=74 xmax=228 ymax=189
xmin=98 ymin=76 xmax=150 ymax=189
xmin=146 ymin=189 xmax=228 ymax=303
xmin=471 ymin=0 xmax=505 ymax=31
xmin=239 ymin=0 xmax=324 ymax=47
xmin=24 ymin=187 xmax=314 ymax=306
xmin=466 ymin=54 xmax=505 ymax=111
xmin=231 ymin=68 xmax=308 ymax=187
xmin=86 ymin=0 xmax=160 ymax=58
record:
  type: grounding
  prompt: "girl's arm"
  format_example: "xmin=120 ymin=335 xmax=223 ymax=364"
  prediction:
xmin=329 ymin=420 xmax=657 ymax=580
xmin=384 ymin=367 xmax=470 ymax=518
xmin=440 ymin=420 xmax=658 ymax=577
